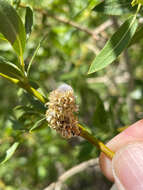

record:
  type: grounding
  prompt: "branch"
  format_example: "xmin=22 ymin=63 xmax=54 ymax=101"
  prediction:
xmin=19 ymin=3 xmax=112 ymax=40
xmin=93 ymin=20 xmax=113 ymax=37
xmin=43 ymin=158 xmax=99 ymax=190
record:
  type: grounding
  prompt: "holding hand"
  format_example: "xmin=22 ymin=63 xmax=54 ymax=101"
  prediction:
xmin=100 ymin=120 xmax=143 ymax=190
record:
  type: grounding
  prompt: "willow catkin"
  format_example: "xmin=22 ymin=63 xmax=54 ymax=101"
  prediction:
xmin=45 ymin=84 xmax=81 ymax=138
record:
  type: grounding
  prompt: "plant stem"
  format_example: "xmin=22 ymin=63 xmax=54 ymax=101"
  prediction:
xmin=18 ymin=81 xmax=47 ymax=104
xmin=0 ymin=72 xmax=47 ymax=104
xmin=78 ymin=124 xmax=115 ymax=159
xmin=0 ymin=73 xmax=20 ymax=84
xmin=117 ymin=126 xmax=128 ymax=132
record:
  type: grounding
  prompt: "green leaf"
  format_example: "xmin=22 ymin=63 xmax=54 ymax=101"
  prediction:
xmin=93 ymin=0 xmax=137 ymax=15
xmin=88 ymin=0 xmax=101 ymax=10
xmin=30 ymin=118 xmax=47 ymax=132
xmin=0 ymin=142 xmax=19 ymax=165
xmin=0 ymin=0 xmax=26 ymax=57
xmin=27 ymin=36 xmax=47 ymax=76
xmin=88 ymin=16 xmax=138 ymax=74
xmin=131 ymin=0 xmax=143 ymax=6
xmin=27 ymin=40 xmax=43 ymax=75
xmin=0 ymin=56 xmax=24 ymax=80
xmin=0 ymin=33 xmax=7 ymax=41
xmin=129 ymin=25 xmax=143 ymax=46
xmin=25 ymin=6 xmax=33 ymax=36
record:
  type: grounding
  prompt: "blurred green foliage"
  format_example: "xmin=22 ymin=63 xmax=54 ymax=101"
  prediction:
xmin=0 ymin=0 xmax=143 ymax=189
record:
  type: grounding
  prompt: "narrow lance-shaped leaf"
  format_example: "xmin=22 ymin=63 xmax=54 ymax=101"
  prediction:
xmin=131 ymin=0 xmax=143 ymax=6
xmin=27 ymin=36 xmax=47 ymax=75
xmin=0 ymin=0 xmax=26 ymax=58
xmin=129 ymin=25 xmax=143 ymax=46
xmin=0 ymin=56 xmax=24 ymax=80
xmin=25 ymin=6 xmax=33 ymax=36
xmin=88 ymin=16 xmax=138 ymax=74
xmin=93 ymin=0 xmax=137 ymax=15
xmin=0 ymin=33 xmax=7 ymax=41
xmin=88 ymin=0 xmax=101 ymax=10
xmin=30 ymin=118 xmax=46 ymax=132
xmin=0 ymin=142 xmax=19 ymax=165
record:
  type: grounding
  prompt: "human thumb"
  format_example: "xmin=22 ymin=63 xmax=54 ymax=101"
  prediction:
xmin=112 ymin=142 xmax=143 ymax=190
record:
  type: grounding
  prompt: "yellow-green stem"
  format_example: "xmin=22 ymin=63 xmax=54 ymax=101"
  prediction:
xmin=0 ymin=73 xmax=19 ymax=84
xmin=0 ymin=73 xmax=47 ymax=104
xmin=18 ymin=82 xmax=47 ymax=104
xmin=117 ymin=126 xmax=128 ymax=133
xmin=78 ymin=124 xmax=115 ymax=159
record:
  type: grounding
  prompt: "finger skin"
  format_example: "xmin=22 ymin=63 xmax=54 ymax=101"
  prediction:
xmin=99 ymin=119 xmax=143 ymax=181
xmin=112 ymin=142 xmax=143 ymax=190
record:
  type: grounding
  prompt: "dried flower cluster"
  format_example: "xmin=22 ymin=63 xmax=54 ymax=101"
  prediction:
xmin=45 ymin=84 xmax=81 ymax=138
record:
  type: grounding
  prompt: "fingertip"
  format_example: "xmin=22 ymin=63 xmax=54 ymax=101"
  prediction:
xmin=99 ymin=119 xmax=143 ymax=181
xmin=112 ymin=142 xmax=143 ymax=190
